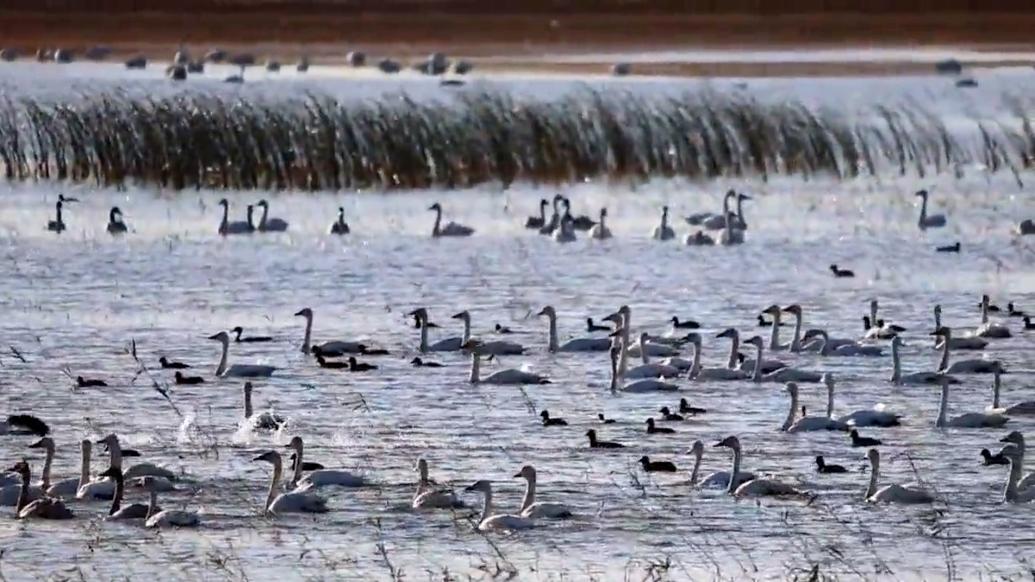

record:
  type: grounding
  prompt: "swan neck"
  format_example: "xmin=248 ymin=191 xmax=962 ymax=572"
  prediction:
xmin=1005 ymin=457 xmax=1023 ymax=501
xmin=146 ymin=489 xmax=158 ymax=520
xmin=266 ymin=459 xmax=282 ymax=513
xmin=41 ymin=443 xmax=54 ymax=490
xmin=432 ymin=208 xmax=442 ymax=235
xmin=752 ymin=342 xmax=763 ymax=382
xmin=939 ymin=337 xmax=950 ymax=371
xmin=110 ymin=473 xmax=124 ymax=516
xmin=520 ymin=475 xmax=536 ymax=511
xmin=618 ymin=319 xmax=630 ymax=377
xmin=936 ymin=384 xmax=949 ymax=427
xmin=300 ymin=314 xmax=312 ymax=353
xmin=981 ymin=301 xmax=989 ymax=324
xmin=290 ymin=443 xmax=304 ymax=487
xmin=890 ymin=341 xmax=902 ymax=383
xmin=726 ymin=332 xmax=739 ymax=369
xmin=547 ymin=315 xmax=558 ymax=353
xmin=17 ymin=469 xmax=30 ymax=513
xmin=221 ymin=203 xmax=229 ymax=228
xmin=462 ymin=317 xmax=471 ymax=345
xmin=419 ymin=316 xmax=429 ymax=353
xmin=216 ymin=338 xmax=229 ymax=376
xmin=244 ymin=387 xmax=254 ymax=419
xmin=865 ymin=455 xmax=879 ymax=499
xmin=689 ymin=453 xmax=702 ymax=486
xmin=480 ymin=487 xmax=493 ymax=524
xmin=640 ymin=337 xmax=649 ymax=365
xmin=736 ymin=196 xmax=746 ymax=224
xmin=826 ymin=383 xmax=835 ymax=419
xmin=992 ymin=373 xmax=1001 ymax=409
xmin=870 ymin=303 xmax=878 ymax=325
xmin=782 ymin=390 xmax=798 ymax=431
xmin=727 ymin=447 xmax=742 ymax=494
xmin=769 ymin=311 xmax=781 ymax=350
xmin=469 ymin=353 xmax=480 ymax=384
xmin=260 ymin=204 xmax=270 ymax=227
xmin=690 ymin=341 xmax=701 ymax=379
xmin=790 ymin=312 xmax=803 ymax=352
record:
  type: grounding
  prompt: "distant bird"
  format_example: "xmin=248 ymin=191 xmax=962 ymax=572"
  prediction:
xmin=645 ymin=418 xmax=675 ymax=434
xmin=107 ymin=207 xmax=128 ymax=235
xmin=936 ymin=242 xmax=960 ymax=253
xmin=76 ymin=376 xmax=107 ymax=388
xmin=815 ymin=455 xmax=848 ymax=474
xmin=526 ymin=199 xmax=548 ymax=229
xmin=638 ymin=456 xmax=677 ymax=472
xmin=348 ymin=357 xmax=377 ymax=372
xmin=316 ymin=355 xmax=348 ymax=369
xmin=849 ymin=429 xmax=881 ymax=447
xmin=494 ymin=323 xmax=514 ymax=335
xmin=410 ymin=357 xmax=443 ymax=368
xmin=174 ymin=372 xmax=204 ymax=385
xmin=1007 ymin=303 xmax=1026 ymax=318
xmin=158 ymin=357 xmax=189 ymax=370
xmin=679 ymin=399 xmax=707 ymax=415
xmin=916 ymin=190 xmax=947 ymax=230
xmin=586 ymin=318 xmax=611 ymax=332
xmin=357 ymin=345 xmax=389 ymax=356
xmin=329 ymin=207 xmax=350 ymax=235
xmin=597 ymin=413 xmax=616 ymax=425
xmin=47 ymin=201 xmax=66 ymax=233
xmin=1023 ymin=316 xmax=1035 ymax=331
xmin=829 ymin=264 xmax=855 ymax=278
xmin=1 ymin=414 xmax=50 ymax=436
xmin=670 ymin=317 xmax=700 ymax=329
xmin=231 ymin=327 xmax=273 ymax=343
xmin=980 ymin=448 xmax=1009 ymax=466
xmin=540 ymin=410 xmax=568 ymax=426
xmin=658 ymin=407 xmax=684 ymax=421
xmin=586 ymin=429 xmax=623 ymax=449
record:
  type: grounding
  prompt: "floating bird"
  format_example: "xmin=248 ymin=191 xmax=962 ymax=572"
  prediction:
xmin=173 ymin=372 xmax=204 ymax=385
xmin=638 ymin=456 xmax=677 ymax=473
xmin=829 ymin=264 xmax=854 ymax=278
xmin=540 ymin=410 xmax=567 ymax=426
xmin=815 ymin=456 xmax=848 ymax=474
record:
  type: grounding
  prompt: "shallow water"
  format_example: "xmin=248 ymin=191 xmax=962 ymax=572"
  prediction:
xmin=1 ymin=64 xmax=1035 ymax=581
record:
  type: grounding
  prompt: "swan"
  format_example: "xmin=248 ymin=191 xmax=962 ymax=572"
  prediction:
xmin=96 ymin=434 xmax=177 ymax=483
xmin=864 ymin=449 xmax=934 ymax=504
xmin=695 ymin=190 xmax=736 ymax=230
xmin=686 ymin=333 xmax=748 ymax=381
xmin=553 ymin=215 xmax=577 ymax=243
xmin=890 ymin=336 xmax=959 ymax=385
xmin=714 ymin=436 xmax=805 ymax=498
xmin=515 ymin=465 xmax=572 ymax=518
xmin=1017 ymin=219 xmax=1035 ymax=236
xmin=465 ymin=341 xmax=549 ymax=385
xmin=256 ymin=199 xmax=289 ymax=232
xmin=28 ymin=437 xmax=90 ymax=498
xmin=861 ymin=300 xmax=900 ymax=340
xmin=803 ymin=330 xmax=883 ymax=357
xmin=243 ymin=382 xmax=285 ymax=431
xmin=932 ymin=328 xmax=1003 ymax=374
xmin=684 ymin=230 xmax=715 ymax=246
xmin=915 ymin=189 xmax=946 ymax=230
xmin=465 ymin=480 xmax=534 ymax=531
xmin=715 ymin=328 xmax=784 ymax=374
xmin=412 ymin=458 xmax=463 ymax=509
xmin=609 ymin=341 xmax=678 ymax=393
xmin=989 ymin=368 xmax=1035 ymax=415
xmin=561 ymin=197 xmax=596 ymax=230
xmin=429 ymin=202 xmax=474 ymax=237
xmin=999 ymin=446 xmax=1035 ymax=503
xmin=71 ymin=438 xmax=114 ymax=501
xmin=935 ymin=378 xmax=1009 ymax=428
xmin=696 ymin=436 xmax=756 ymax=490
xmin=931 ymin=305 xmax=987 ymax=350
xmin=745 ymin=336 xmax=820 ymax=383
xmin=975 ymin=295 xmax=1012 ymax=338
xmin=782 ymin=382 xmax=848 ymax=432
xmin=717 ymin=212 xmax=745 ymax=246
xmin=999 ymin=432 xmax=1035 ymax=491
xmin=826 ymin=373 xmax=901 ymax=427
xmin=411 ymin=308 xmax=463 ymax=353
xmin=605 ymin=306 xmax=678 ymax=358
xmin=761 ymin=305 xmax=790 ymax=351
xmin=538 ymin=306 xmax=610 ymax=353
xmin=589 ymin=208 xmax=612 ymax=240
xmin=781 ymin=304 xmax=826 ymax=353
xmin=47 ymin=201 xmax=66 ymax=233
xmin=624 ymin=332 xmax=681 ymax=379
xmin=525 ymin=199 xmax=548 ymax=229
xmin=538 ymin=195 xmax=562 ymax=235
xmin=295 ymin=307 xmax=365 ymax=355
xmin=286 ymin=436 xmax=366 ymax=489
xmin=0 ymin=414 xmax=49 ymax=437
xmin=98 ymin=466 xmax=151 ymax=520
xmin=138 ymin=477 xmax=199 ymax=528
xmin=106 ymin=207 xmax=128 ymax=235
xmin=217 ymin=199 xmax=254 ymax=235
xmin=254 ymin=451 xmax=328 ymax=515
xmin=651 ymin=206 xmax=675 ymax=240
xmin=453 ymin=311 xmax=523 ymax=355
xmin=208 ymin=331 xmax=276 ymax=377
xmin=6 ymin=461 xmax=72 ymax=519
xmin=329 ymin=207 xmax=350 ymax=235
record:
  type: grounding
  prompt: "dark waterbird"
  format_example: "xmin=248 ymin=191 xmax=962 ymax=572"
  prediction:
xmin=174 ymin=372 xmax=204 ymax=385
xmin=158 ymin=357 xmax=189 ymax=370
xmin=658 ymin=407 xmax=684 ymax=421
xmin=410 ymin=357 xmax=443 ymax=368
xmin=815 ymin=455 xmax=848 ymax=474
xmin=980 ymin=448 xmax=1009 ymax=466
xmin=77 ymin=376 xmax=108 ymax=388
xmin=646 ymin=418 xmax=675 ymax=434
xmin=2 ymin=414 xmax=50 ymax=436
xmin=829 ymin=264 xmax=854 ymax=278
xmin=936 ymin=242 xmax=960 ymax=253
xmin=348 ymin=357 xmax=377 ymax=372
xmin=232 ymin=326 xmax=273 ymax=343
xmin=670 ymin=317 xmax=700 ymax=329
xmin=540 ymin=410 xmax=568 ymax=426
xmin=597 ymin=413 xmax=616 ymax=424
xmin=850 ymin=429 xmax=881 ymax=447
xmin=586 ymin=429 xmax=623 ymax=449
xmin=638 ymin=456 xmax=677 ymax=473
xmin=679 ymin=398 xmax=707 ymax=415
xmin=586 ymin=318 xmax=611 ymax=332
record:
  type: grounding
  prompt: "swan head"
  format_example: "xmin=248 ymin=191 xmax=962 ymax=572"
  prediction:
xmin=599 ymin=207 xmax=608 ymax=218
xmin=427 ymin=203 xmax=442 ymax=212
xmin=98 ymin=466 xmax=122 ymax=480
xmin=661 ymin=205 xmax=668 ymax=216
xmin=934 ymin=304 xmax=942 ymax=316
xmin=687 ymin=440 xmax=704 ymax=458
xmin=802 ymin=329 xmax=824 ymax=341
xmin=284 ymin=436 xmax=303 ymax=452
xmin=684 ymin=333 xmax=701 ymax=345
xmin=762 ymin=304 xmax=781 ymax=316
xmin=257 ymin=199 xmax=269 ymax=208
xmin=252 ymin=450 xmax=282 ymax=465
xmin=536 ymin=306 xmax=556 ymax=319
xmin=645 ymin=418 xmax=656 ymax=428
xmin=865 ymin=448 xmax=880 ymax=464
xmin=6 ymin=460 xmax=29 ymax=478
xmin=539 ymin=199 xmax=548 ymax=208
xmin=716 ymin=328 xmax=738 ymax=340
xmin=785 ymin=382 xmax=799 ymax=397
xmin=915 ymin=189 xmax=928 ymax=198
xmin=28 ymin=436 xmax=54 ymax=452
xmin=208 ymin=331 xmax=230 ymax=343
xmin=744 ymin=335 xmax=764 ymax=348
xmin=823 ymin=373 xmax=835 ymax=390
xmin=451 ymin=311 xmax=470 ymax=322
xmin=58 ymin=194 xmax=79 ymax=204
xmin=408 ymin=307 xmax=428 ymax=320
xmin=337 ymin=206 xmax=345 ymax=216
xmin=930 ymin=326 xmax=951 ymax=339
xmin=724 ymin=189 xmax=736 ymax=200
xmin=782 ymin=304 xmax=802 ymax=315
xmin=218 ymin=198 xmax=229 ymax=207
xmin=514 ymin=465 xmax=536 ymax=480
xmin=95 ymin=434 xmax=118 ymax=450
xmin=1000 ymin=431 xmax=1024 ymax=446
xmin=111 ymin=206 xmax=122 ymax=216
xmin=981 ymin=294 xmax=991 ymax=307
xmin=465 ymin=479 xmax=492 ymax=493
xmin=561 ymin=197 xmax=572 ymax=210
xmin=738 ymin=193 xmax=752 ymax=201
xmin=415 ymin=458 xmax=428 ymax=473
xmin=714 ymin=435 xmax=741 ymax=450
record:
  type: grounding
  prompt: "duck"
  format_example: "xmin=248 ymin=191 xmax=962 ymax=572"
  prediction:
xmin=999 ymin=445 xmax=1035 ymax=503
xmin=515 ymin=465 xmax=572 ymax=519
xmin=231 ymin=326 xmax=273 ymax=343
xmin=889 ymin=336 xmax=959 ymax=385
xmin=651 ymin=206 xmax=675 ymax=240
xmin=525 ymin=199 xmax=549 ymax=229
xmin=158 ymin=357 xmax=190 ymax=369
xmin=242 ymin=382 xmax=285 ymax=431
xmin=1017 ymin=219 xmax=1035 ymax=236
xmin=329 ymin=207 xmax=350 ymax=234
xmin=464 ymin=480 xmax=534 ymax=531
xmin=658 ymin=407 xmax=683 ymax=422
xmin=597 ymin=414 xmax=616 ymax=424
xmin=98 ymin=466 xmax=152 ymax=520
xmin=849 ymin=430 xmax=881 ymax=447
xmin=216 ymin=199 xmax=254 ymax=235
xmin=815 ymin=456 xmax=848 ymax=474
xmin=76 ymin=376 xmax=108 ymax=388
xmin=347 ymin=357 xmax=377 ymax=372
xmin=915 ymin=189 xmax=947 ymax=230
xmin=410 ymin=357 xmax=443 ymax=368
xmin=745 ymin=336 xmax=820 ymax=383
xmin=538 ymin=306 xmax=610 ymax=353
xmin=988 ymin=368 xmax=1035 ymax=416
xmin=981 ymin=448 xmax=1009 ymax=466
xmin=208 ymin=331 xmax=276 ymax=377
xmin=829 ymin=264 xmax=854 ymax=278
xmin=465 ymin=340 xmax=549 ymax=385
xmin=638 ymin=456 xmax=677 ymax=473
xmin=586 ymin=317 xmax=611 ymax=332
xmin=412 ymin=458 xmax=463 ymax=509
xmin=589 ymin=208 xmax=612 ymax=240
xmin=781 ymin=382 xmax=848 ymax=432
xmin=931 ymin=305 xmax=987 ymax=350
xmin=1024 ymin=316 xmax=1035 ymax=330
xmin=254 ymin=199 xmax=288 ymax=232
xmin=429 ymin=202 xmax=474 ymax=237
xmin=684 ymin=230 xmax=715 ymax=246
xmin=715 ymin=436 xmax=805 ymax=498
xmin=935 ymin=377 xmax=1009 ymax=428
xmin=975 ymin=295 xmax=1012 ymax=338
xmin=586 ymin=429 xmax=623 ymax=449
xmin=1007 ymin=303 xmax=1026 ymax=318
xmin=646 ymin=418 xmax=676 ymax=435
xmin=824 ymin=373 xmax=901 ymax=427
xmin=254 ymin=451 xmax=328 ymax=515
xmin=315 ymin=354 xmax=348 ymax=369
xmin=679 ymin=399 xmax=707 ymax=415
xmin=47 ymin=200 xmax=66 ymax=233
xmin=936 ymin=242 xmax=961 ymax=253
xmin=864 ymin=449 xmax=934 ymax=503
xmin=295 ymin=307 xmax=366 ymax=355
xmin=410 ymin=308 xmax=464 ymax=353
xmin=286 ymin=436 xmax=366 ymax=489
xmin=670 ymin=317 xmax=700 ymax=330
xmin=931 ymin=327 xmax=1003 ymax=374
xmin=106 ymin=207 xmax=128 ymax=234
xmin=5 ymin=461 xmax=72 ymax=519
xmin=452 ymin=311 xmax=524 ymax=354
xmin=174 ymin=371 xmax=204 ymax=385
xmin=540 ymin=410 xmax=567 ymax=426
xmin=494 ymin=323 xmax=514 ymax=335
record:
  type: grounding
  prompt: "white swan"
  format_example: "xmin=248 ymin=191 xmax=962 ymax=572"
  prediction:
xmin=746 ymin=336 xmax=820 ymax=383
xmin=465 ymin=480 xmax=534 ymax=531
xmin=412 ymin=458 xmax=463 ymax=509
xmin=217 ymin=199 xmax=254 ymax=235
xmin=686 ymin=333 xmax=748 ymax=381
xmin=696 ymin=190 xmax=736 ymax=230
xmin=975 ymin=295 xmax=1012 ymax=339
xmin=931 ymin=305 xmax=987 ymax=350
xmin=715 ymin=436 xmax=805 ymax=498
xmin=932 ymin=327 xmax=1003 ymax=374
xmin=717 ymin=211 xmax=745 ymax=246
xmin=782 ymin=382 xmax=848 ymax=432
xmin=803 ymin=329 xmax=883 ymax=357
xmin=864 ymin=449 xmax=934 ymax=504
xmin=826 ymin=373 xmax=901 ymax=427
xmin=538 ymin=306 xmax=610 ymax=353
xmin=255 ymin=199 xmax=289 ymax=232
xmin=999 ymin=446 xmax=1035 ymax=503
xmin=715 ymin=328 xmax=784 ymax=374
xmin=890 ymin=336 xmax=959 ymax=386
xmin=624 ymin=332 xmax=681 ymax=379
xmin=429 ymin=202 xmax=474 ymax=237
xmin=651 ymin=206 xmax=675 ymax=241
xmin=28 ymin=437 xmax=89 ymax=498
xmin=99 ymin=466 xmax=151 ymax=520
xmin=286 ymin=436 xmax=366 ymax=489
xmin=295 ymin=307 xmax=365 ymax=355
xmin=411 ymin=308 xmax=463 ymax=353
xmin=254 ymin=450 xmax=328 ymax=515
xmin=989 ymin=368 xmax=1035 ymax=416
xmin=935 ymin=378 xmax=1009 ymax=428
xmin=605 ymin=306 xmax=679 ymax=358
xmin=1000 ymin=432 xmax=1035 ymax=491
xmin=5 ymin=462 xmax=71 ymax=519
xmin=515 ymin=465 xmax=572 ymax=518
xmin=243 ymin=382 xmax=285 ymax=431
xmin=696 ymin=437 xmax=755 ymax=490
xmin=553 ymin=215 xmax=577 ymax=243
xmin=466 ymin=341 xmax=549 ymax=385
xmin=915 ymin=189 xmax=946 ymax=230
xmin=73 ymin=438 xmax=115 ymax=501
xmin=453 ymin=311 xmax=523 ymax=355
xmin=589 ymin=208 xmax=612 ymax=240
xmin=97 ymin=434 xmax=177 ymax=483
xmin=862 ymin=300 xmax=899 ymax=340
xmin=609 ymin=341 xmax=678 ymax=393
xmin=207 ymin=331 xmax=276 ymax=377
xmin=141 ymin=476 xmax=198 ymax=528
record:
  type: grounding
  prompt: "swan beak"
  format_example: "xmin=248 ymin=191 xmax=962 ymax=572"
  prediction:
xmin=740 ymin=194 xmax=752 ymax=201
xmin=450 ymin=312 xmax=465 ymax=319
xmin=463 ymin=484 xmax=477 ymax=492
xmin=602 ymin=313 xmax=619 ymax=323
xmin=293 ymin=310 xmax=306 ymax=317
xmin=535 ymin=309 xmax=547 ymax=317
xmin=712 ymin=440 xmax=726 ymax=448
xmin=28 ymin=439 xmax=45 ymax=448
xmin=207 ymin=333 xmax=222 ymax=340
xmin=251 ymin=453 xmax=268 ymax=461
xmin=512 ymin=472 xmax=522 ymax=478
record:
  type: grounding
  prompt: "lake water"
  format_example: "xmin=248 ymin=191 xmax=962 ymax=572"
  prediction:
xmin=0 ymin=62 xmax=1034 ymax=581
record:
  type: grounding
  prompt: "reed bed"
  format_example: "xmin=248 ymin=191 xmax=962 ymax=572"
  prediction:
xmin=0 ymin=88 xmax=1031 ymax=191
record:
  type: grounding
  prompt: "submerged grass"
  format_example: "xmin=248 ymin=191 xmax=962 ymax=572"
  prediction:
xmin=0 ymin=88 xmax=1030 ymax=191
